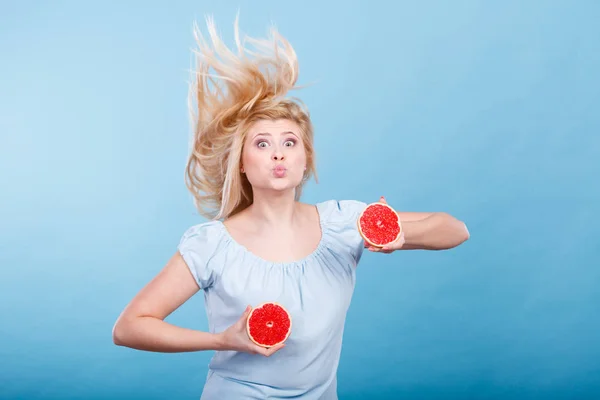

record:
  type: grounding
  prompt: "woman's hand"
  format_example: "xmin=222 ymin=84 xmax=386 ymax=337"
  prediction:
xmin=216 ymin=305 xmax=286 ymax=357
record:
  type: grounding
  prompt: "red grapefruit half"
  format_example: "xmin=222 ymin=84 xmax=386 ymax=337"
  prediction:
xmin=246 ymin=302 xmax=292 ymax=348
xmin=357 ymin=202 xmax=402 ymax=247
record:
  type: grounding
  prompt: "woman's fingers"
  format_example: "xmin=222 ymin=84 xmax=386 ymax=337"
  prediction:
xmin=254 ymin=342 xmax=286 ymax=357
xmin=243 ymin=305 xmax=252 ymax=318
xmin=236 ymin=305 xmax=252 ymax=327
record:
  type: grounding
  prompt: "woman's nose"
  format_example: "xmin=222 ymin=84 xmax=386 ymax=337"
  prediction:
xmin=272 ymin=152 xmax=285 ymax=161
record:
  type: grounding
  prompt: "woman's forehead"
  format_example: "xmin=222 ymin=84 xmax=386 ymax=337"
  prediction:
xmin=248 ymin=119 xmax=300 ymax=135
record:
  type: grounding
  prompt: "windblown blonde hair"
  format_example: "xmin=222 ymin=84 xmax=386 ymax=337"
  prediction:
xmin=185 ymin=15 xmax=318 ymax=221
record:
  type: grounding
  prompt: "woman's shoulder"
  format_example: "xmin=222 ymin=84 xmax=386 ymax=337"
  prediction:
xmin=178 ymin=219 xmax=229 ymax=257
xmin=179 ymin=219 xmax=223 ymax=241
xmin=177 ymin=220 xmax=229 ymax=289
xmin=316 ymin=199 xmax=367 ymax=225
xmin=316 ymin=199 xmax=367 ymax=263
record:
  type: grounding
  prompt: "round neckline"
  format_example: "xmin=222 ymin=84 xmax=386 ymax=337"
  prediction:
xmin=218 ymin=202 xmax=326 ymax=267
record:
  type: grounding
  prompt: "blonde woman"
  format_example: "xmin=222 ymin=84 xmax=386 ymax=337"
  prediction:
xmin=112 ymin=16 xmax=470 ymax=399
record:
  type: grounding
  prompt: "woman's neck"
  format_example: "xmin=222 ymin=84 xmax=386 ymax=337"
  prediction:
xmin=244 ymin=189 xmax=300 ymax=230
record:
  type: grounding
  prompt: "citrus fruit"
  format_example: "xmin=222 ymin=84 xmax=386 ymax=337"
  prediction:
xmin=246 ymin=302 xmax=292 ymax=348
xmin=357 ymin=202 xmax=402 ymax=247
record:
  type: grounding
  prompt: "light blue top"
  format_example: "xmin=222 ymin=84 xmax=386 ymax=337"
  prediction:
xmin=178 ymin=199 xmax=368 ymax=400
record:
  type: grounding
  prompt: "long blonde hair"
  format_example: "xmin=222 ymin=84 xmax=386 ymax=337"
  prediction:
xmin=185 ymin=15 xmax=318 ymax=220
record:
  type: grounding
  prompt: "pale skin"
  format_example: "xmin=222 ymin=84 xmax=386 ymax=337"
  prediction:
xmin=112 ymin=118 xmax=469 ymax=357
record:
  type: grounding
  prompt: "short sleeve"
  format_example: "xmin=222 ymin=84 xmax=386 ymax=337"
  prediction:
xmin=336 ymin=200 xmax=367 ymax=221
xmin=320 ymin=199 xmax=368 ymax=264
xmin=177 ymin=221 xmax=223 ymax=290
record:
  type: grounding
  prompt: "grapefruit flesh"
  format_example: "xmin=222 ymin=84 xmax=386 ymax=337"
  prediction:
xmin=246 ymin=302 xmax=292 ymax=348
xmin=358 ymin=202 xmax=402 ymax=247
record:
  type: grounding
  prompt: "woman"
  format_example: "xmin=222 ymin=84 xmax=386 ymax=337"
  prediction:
xmin=112 ymin=16 xmax=470 ymax=399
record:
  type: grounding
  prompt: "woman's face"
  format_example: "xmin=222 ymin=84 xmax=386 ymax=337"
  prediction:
xmin=241 ymin=118 xmax=307 ymax=194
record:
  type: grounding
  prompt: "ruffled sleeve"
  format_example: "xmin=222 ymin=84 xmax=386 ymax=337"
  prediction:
xmin=320 ymin=199 xmax=368 ymax=264
xmin=177 ymin=221 xmax=224 ymax=290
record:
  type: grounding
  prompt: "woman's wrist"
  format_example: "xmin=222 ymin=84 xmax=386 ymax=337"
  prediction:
xmin=212 ymin=331 xmax=229 ymax=351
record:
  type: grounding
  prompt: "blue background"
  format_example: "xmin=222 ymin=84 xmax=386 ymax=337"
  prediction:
xmin=2 ymin=0 xmax=599 ymax=399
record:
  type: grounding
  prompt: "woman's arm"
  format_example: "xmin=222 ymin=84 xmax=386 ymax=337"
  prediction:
xmin=112 ymin=252 xmax=223 ymax=353
xmin=112 ymin=252 xmax=284 ymax=357
xmin=398 ymin=211 xmax=469 ymax=250
xmin=365 ymin=197 xmax=470 ymax=253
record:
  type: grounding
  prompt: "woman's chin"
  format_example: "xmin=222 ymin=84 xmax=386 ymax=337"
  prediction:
xmin=251 ymin=177 xmax=303 ymax=194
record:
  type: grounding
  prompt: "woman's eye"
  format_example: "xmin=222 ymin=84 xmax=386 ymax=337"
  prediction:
xmin=257 ymin=141 xmax=268 ymax=148
xmin=284 ymin=140 xmax=295 ymax=147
